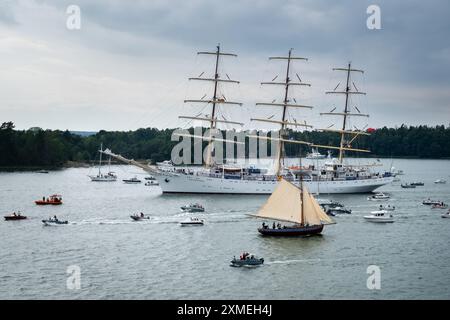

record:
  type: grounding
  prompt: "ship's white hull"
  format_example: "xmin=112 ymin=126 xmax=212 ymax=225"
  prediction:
xmin=154 ymin=172 xmax=394 ymax=194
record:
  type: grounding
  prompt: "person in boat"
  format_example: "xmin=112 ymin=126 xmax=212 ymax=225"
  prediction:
xmin=42 ymin=196 xmax=45 ymax=201
xmin=272 ymin=222 xmax=276 ymax=229
xmin=262 ymin=222 xmax=268 ymax=229
xmin=13 ymin=212 xmax=16 ymax=216
xmin=53 ymin=215 xmax=58 ymax=222
xmin=140 ymin=212 xmax=144 ymax=218
xmin=277 ymin=223 xmax=281 ymax=229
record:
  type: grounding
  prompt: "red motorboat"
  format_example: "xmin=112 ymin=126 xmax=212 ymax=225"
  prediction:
xmin=35 ymin=194 xmax=63 ymax=205
xmin=4 ymin=212 xmax=27 ymax=221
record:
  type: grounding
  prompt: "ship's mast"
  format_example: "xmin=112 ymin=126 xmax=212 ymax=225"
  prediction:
xmin=98 ymin=143 xmax=103 ymax=175
xmin=339 ymin=64 xmax=352 ymax=162
xmin=314 ymin=62 xmax=371 ymax=163
xmin=179 ymin=45 xmax=243 ymax=168
xmin=251 ymin=49 xmax=313 ymax=176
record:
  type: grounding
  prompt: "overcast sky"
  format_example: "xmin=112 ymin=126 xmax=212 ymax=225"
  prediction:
xmin=0 ymin=0 xmax=449 ymax=131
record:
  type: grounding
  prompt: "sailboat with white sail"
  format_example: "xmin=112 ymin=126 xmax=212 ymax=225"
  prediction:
xmin=88 ymin=143 xmax=117 ymax=182
xmin=102 ymin=50 xmax=393 ymax=194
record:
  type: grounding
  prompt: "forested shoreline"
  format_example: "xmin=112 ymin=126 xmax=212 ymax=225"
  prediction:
xmin=1 ymin=121 xmax=449 ymax=169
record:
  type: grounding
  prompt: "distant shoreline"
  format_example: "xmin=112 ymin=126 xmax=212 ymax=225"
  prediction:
xmin=2 ymin=156 xmax=450 ymax=172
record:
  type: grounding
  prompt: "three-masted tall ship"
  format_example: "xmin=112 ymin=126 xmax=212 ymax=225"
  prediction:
xmin=103 ymin=48 xmax=394 ymax=194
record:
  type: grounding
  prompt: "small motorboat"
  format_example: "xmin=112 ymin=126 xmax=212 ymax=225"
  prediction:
xmin=326 ymin=207 xmax=352 ymax=215
xmin=42 ymin=217 xmax=68 ymax=226
xmin=434 ymin=179 xmax=447 ymax=184
xmin=441 ymin=211 xmax=450 ymax=218
xmin=423 ymin=199 xmax=442 ymax=205
xmin=378 ymin=205 xmax=395 ymax=211
xmin=318 ymin=199 xmax=344 ymax=209
xmin=401 ymin=183 xmax=416 ymax=189
xmin=364 ymin=210 xmax=394 ymax=223
xmin=180 ymin=203 xmax=205 ymax=212
xmin=145 ymin=180 xmax=159 ymax=186
xmin=4 ymin=212 xmax=27 ymax=221
xmin=36 ymin=170 xmax=49 ymax=174
xmin=180 ymin=217 xmax=204 ymax=226
xmin=431 ymin=203 xmax=448 ymax=209
xmin=35 ymin=194 xmax=63 ymax=205
xmin=411 ymin=182 xmax=424 ymax=186
xmin=130 ymin=213 xmax=151 ymax=221
xmin=230 ymin=252 xmax=264 ymax=267
xmin=367 ymin=192 xmax=390 ymax=201
xmin=123 ymin=177 xmax=142 ymax=184
xmin=144 ymin=175 xmax=157 ymax=181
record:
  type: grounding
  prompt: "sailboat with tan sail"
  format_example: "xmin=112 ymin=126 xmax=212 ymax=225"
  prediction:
xmin=255 ymin=178 xmax=335 ymax=236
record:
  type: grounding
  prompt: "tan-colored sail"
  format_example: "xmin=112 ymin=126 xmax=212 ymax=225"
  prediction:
xmin=255 ymin=178 xmax=334 ymax=225
xmin=309 ymin=192 xmax=335 ymax=224
xmin=256 ymin=179 xmax=302 ymax=224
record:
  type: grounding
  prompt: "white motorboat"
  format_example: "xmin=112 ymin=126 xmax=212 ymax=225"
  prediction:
xmin=130 ymin=213 xmax=151 ymax=221
xmin=326 ymin=206 xmax=352 ymax=215
xmin=123 ymin=177 xmax=142 ymax=184
xmin=441 ymin=211 xmax=450 ymax=218
xmin=423 ymin=199 xmax=442 ymax=205
xmin=367 ymin=192 xmax=390 ymax=201
xmin=364 ymin=210 xmax=394 ymax=223
xmin=306 ymin=148 xmax=326 ymax=160
xmin=180 ymin=203 xmax=205 ymax=212
xmin=378 ymin=204 xmax=395 ymax=211
xmin=434 ymin=179 xmax=447 ymax=184
xmin=145 ymin=180 xmax=159 ymax=186
xmin=180 ymin=217 xmax=204 ymax=226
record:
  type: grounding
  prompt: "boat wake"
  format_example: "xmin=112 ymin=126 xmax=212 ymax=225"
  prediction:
xmin=266 ymin=258 xmax=322 ymax=265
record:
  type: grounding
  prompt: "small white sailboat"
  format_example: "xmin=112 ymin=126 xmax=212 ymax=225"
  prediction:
xmin=89 ymin=143 xmax=117 ymax=182
xmin=364 ymin=210 xmax=394 ymax=223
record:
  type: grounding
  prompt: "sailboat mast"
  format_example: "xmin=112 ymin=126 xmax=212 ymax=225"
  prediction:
xmin=251 ymin=49 xmax=312 ymax=176
xmin=205 ymin=45 xmax=221 ymax=168
xmin=211 ymin=45 xmax=220 ymax=129
xmin=338 ymin=63 xmax=352 ymax=163
xmin=277 ymin=49 xmax=292 ymax=175
xmin=98 ymin=143 xmax=103 ymax=175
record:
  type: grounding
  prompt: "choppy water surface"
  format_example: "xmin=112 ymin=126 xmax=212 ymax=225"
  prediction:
xmin=0 ymin=158 xmax=449 ymax=299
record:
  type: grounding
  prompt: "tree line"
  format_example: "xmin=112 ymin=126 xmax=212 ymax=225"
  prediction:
xmin=1 ymin=121 xmax=449 ymax=168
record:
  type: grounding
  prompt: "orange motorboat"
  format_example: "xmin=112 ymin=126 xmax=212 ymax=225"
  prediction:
xmin=35 ymin=194 xmax=63 ymax=205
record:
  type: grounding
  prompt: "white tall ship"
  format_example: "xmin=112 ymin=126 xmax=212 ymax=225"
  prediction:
xmin=104 ymin=47 xmax=393 ymax=194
